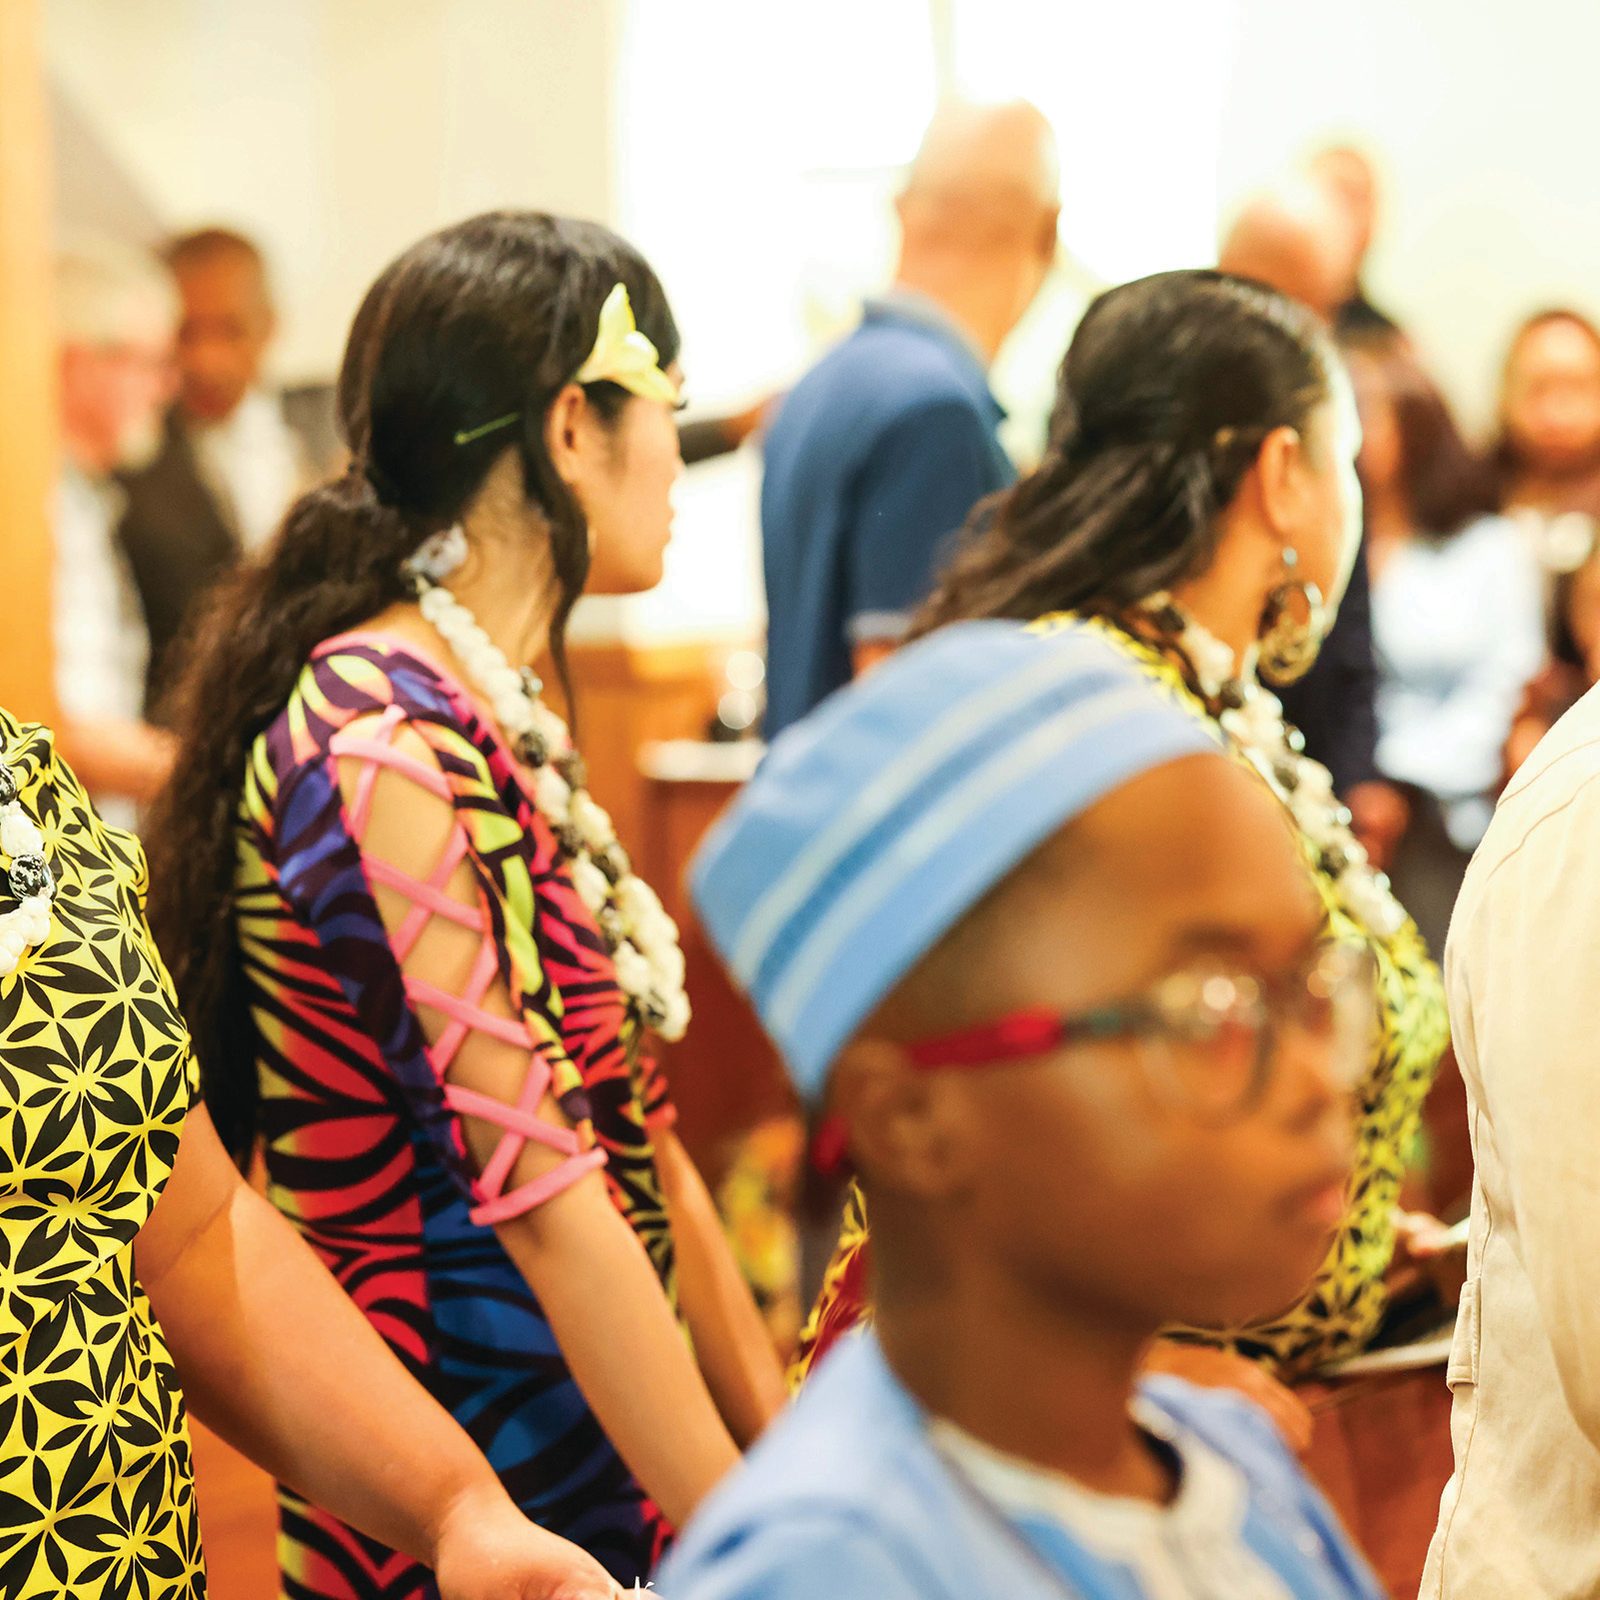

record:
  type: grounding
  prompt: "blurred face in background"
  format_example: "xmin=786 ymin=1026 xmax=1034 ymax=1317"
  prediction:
xmin=59 ymin=312 xmax=175 ymax=476
xmin=1503 ymin=315 xmax=1600 ymax=479
xmin=172 ymin=248 xmax=275 ymax=424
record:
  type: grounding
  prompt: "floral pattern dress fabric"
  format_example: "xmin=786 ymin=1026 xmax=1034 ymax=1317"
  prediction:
xmin=0 ymin=710 xmax=203 ymax=1599
xmin=793 ymin=615 xmax=1449 ymax=1383
xmin=237 ymin=637 xmax=677 ymax=1596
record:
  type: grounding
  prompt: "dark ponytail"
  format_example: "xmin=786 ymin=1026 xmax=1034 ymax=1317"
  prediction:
xmin=145 ymin=210 xmax=679 ymax=1163
xmin=916 ymin=270 xmax=1333 ymax=634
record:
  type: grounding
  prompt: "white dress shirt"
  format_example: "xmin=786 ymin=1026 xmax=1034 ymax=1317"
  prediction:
xmin=189 ymin=389 xmax=305 ymax=553
xmin=1371 ymin=514 xmax=1545 ymax=848
xmin=52 ymin=465 xmax=145 ymax=833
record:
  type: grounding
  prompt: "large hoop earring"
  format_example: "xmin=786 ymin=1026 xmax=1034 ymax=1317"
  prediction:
xmin=1257 ymin=546 xmax=1327 ymax=686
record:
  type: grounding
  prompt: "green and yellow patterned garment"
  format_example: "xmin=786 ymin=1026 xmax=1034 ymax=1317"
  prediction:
xmin=0 ymin=710 xmax=204 ymax=1597
xmin=793 ymin=613 xmax=1448 ymax=1382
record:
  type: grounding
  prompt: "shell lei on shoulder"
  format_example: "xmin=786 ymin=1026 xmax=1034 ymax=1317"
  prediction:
xmin=402 ymin=529 xmax=691 ymax=1041
xmin=1138 ymin=594 xmax=1408 ymax=941
xmin=0 ymin=761 xmax=54 ymax=977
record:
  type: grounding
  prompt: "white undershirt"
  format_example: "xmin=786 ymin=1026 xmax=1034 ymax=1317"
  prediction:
xmin=189 ymin=390 xmax=305 ymax=553
xmin=929 ymin=1400 xmax=1295 ymax=1600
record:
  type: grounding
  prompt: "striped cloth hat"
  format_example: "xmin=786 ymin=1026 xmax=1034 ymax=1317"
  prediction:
xmin=690 ymin=619 xmax=1221 ymax=1102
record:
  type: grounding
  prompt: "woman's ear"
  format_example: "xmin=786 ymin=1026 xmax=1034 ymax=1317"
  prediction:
xmin=1251 ymin=424 xmax=1312 ymax=542
xmin=544 ymin=382 xmax=589 ymax=490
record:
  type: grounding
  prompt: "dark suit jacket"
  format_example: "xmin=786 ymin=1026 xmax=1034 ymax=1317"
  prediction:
xmin=1276 ymin=534 xmax=1378 ymax=798
xmin=117 ymin=410 xmax=242 ymax=722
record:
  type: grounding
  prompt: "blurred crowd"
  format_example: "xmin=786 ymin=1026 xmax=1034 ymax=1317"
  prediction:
xmin=54 ymin=139 xmax=1600 ymax=979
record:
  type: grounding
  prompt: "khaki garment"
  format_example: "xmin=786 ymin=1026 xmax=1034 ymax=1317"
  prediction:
xmin=1423 ymin=683 xmax=1600 ymax=1597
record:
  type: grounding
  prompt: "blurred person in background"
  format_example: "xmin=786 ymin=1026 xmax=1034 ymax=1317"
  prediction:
xmin=1492 ymin=309 xmax=1600 ymax=762
xmin=1506 ymin=550 xmax=1600 ymax=768
xmin=758 ymin=99 xmax=1059 ymax=740
xmin=1348 ymin=332 xmax=1543 ymax=957
xmin=1306 ymin=144 xmax=1400 ymax=337
xmin=52 ymin=242 xmax=180 ymax=830
xmin=119 ymin=228 xmax=310 ymax=717
xmin=1220 ymin=182 xmax=1403 ymax=872
xmin=1494 ymin=307 xmax=1600 ymax=576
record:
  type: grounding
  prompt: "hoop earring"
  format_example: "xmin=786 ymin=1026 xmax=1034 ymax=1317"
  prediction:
xmin=1257 ymin=546 xmax=1327 ymax=686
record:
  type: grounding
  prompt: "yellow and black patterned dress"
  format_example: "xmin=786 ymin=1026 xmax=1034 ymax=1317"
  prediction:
xmin=792 ymin=614 xmax=1449 ymax=1382
xmin=0 ymin=711 xmax=203 ymax=1597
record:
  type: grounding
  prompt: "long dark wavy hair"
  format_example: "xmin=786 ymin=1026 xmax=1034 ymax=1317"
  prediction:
xmin=916 ymin=269 xmax=1335 ymax=634
xmin=145 ymin=211 xmax=679 ymax=1162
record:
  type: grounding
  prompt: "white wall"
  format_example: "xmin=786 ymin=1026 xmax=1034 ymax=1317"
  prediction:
xmin=45 ymin=0 xmax=621 ymax=384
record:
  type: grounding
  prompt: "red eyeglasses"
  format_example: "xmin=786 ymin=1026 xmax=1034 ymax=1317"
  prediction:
xmin=810 ymin=941 xmax=1377 ymax=1173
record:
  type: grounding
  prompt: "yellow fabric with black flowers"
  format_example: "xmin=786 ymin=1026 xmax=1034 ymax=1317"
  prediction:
xmin=0 ymin=709 xmax=202 ymax=1597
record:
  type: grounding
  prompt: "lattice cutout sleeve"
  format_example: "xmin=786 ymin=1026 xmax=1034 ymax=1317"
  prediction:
xmin=331 ymin=705 xmax=606 ymax=1226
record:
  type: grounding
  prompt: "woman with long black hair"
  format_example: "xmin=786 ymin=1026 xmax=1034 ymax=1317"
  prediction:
xmin=146 ymin=212 xmax=783 ymax=1596
xmin=793 ymin=269 xmax=1447 ymax=1406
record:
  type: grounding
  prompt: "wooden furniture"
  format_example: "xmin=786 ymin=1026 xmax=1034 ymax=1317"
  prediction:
xmin=636 ymin=741 xmax=794 ymax=1187
xmin=0 ymin=0 xmax=59 ymax=725
xmin=558 ymin=636 xmax=746 ymax=858
xmin=1302 ymin=1362 xmax=1454 ymax=1597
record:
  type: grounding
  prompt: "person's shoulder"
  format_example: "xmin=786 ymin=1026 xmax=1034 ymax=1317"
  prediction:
xmin=660 ymin=1338 xmax=947 ymax=1597
xmin=774 ymin=318 xmax=989 ymax=443
xmin=657 ymin=1508 xmax=928 ymax=1600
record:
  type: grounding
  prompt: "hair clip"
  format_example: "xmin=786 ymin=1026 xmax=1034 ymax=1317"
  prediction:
xmin=575 ymin=282 xmax=680 ymax=405
xmin=454 ymin=412 xmax=521 ymax=447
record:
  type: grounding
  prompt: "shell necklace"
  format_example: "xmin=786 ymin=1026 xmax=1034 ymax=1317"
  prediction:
xmin=403 ymin=528 xmax=690 ymax=1040
xmin=1136 ymin=594 xmax=1407 ymax=939
xmin=0 ymin=760 xmax=55 ymax=978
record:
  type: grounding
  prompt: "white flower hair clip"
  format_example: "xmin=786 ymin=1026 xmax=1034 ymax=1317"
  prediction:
xmin=450 ymin=281 xmax=679 ymax=451
xmin=574 ymin=282 xmax=680 ymax=405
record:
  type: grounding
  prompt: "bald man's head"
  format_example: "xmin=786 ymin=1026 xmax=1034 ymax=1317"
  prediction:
xmin=894 ymin=100 xmax=1061 ymax=361
xmin=1308 ymin=145 xmax=1380 ymax=261
xmin=1218 ymin=179 xmax=1359 ymax=322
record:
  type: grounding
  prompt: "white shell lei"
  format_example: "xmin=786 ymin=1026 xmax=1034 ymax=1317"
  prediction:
xmin=1140 ymin=593 xmax=1407 ymax=940
xmin=403 ymin=529 xmax=691 ymax=1041
xmin=0 ymin=761 xmax=54 ymax=978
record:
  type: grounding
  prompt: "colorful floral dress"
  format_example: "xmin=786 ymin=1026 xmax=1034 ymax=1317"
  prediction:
xmin=0 ymin=711 xmax=204 ymax=1599
xmin=236 ymin=636 xmax=678 ymax=1595
xmin=792 ymin=615 xmax=1449 ymax=1383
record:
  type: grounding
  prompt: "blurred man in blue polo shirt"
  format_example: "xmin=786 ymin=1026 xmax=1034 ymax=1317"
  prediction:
xmin=760 ymin=101 xmax=1060 ymax=738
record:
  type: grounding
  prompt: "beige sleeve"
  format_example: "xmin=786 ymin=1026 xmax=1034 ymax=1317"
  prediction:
xmin=1452 ymin=777 xmax=1600 ymax=1442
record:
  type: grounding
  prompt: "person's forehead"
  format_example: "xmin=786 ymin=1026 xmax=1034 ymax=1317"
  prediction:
xmin=1524 ymin=320 xmax=1600 ymax=373
xmin=176 ymin=251 xmax=266 ymax=301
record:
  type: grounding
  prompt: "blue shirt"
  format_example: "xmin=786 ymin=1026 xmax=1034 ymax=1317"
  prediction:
xmin=656 ymin=1333 xmax=1383 ymax=1600
xmin=759 ymin=295 xmax=1015 ymax=739
xmin=1371 ymin=514 xmax=1544 ymax=848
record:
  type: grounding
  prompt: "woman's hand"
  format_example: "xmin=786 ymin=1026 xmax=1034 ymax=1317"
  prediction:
xmin=1141 ymin=1341 xmax=1314 ymax=1454
xmin=431 ymin=1483 xmax=619 ymax=1599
